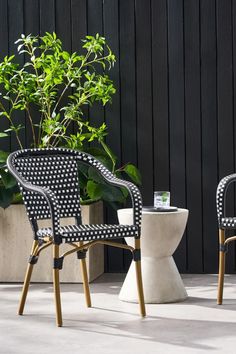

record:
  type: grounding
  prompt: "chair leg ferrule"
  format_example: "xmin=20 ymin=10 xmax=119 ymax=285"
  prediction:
xmin=53 ymin=257 xmax=64 ymax=270
xmin=77 ymin=249 xmax=87 ymax=259
xmin=132 ymin=249 xmax=141 ymax=262
xmin=219 ymin=243 xmax=228 ymax=253
xmin=28 ymin=255 xmax=39 ymax=265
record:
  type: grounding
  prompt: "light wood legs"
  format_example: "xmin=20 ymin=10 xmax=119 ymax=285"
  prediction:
xmin=18 ymin=238 xmax=145 ymax=325
xmin=134 ymin=239 xmax=146 ymax=317
xmin=18 ymin=240 xmax=38 ymax=315
xmin=217 ymin=229 xmax=226 ymax=305
xmin=53 ymin=244 xmax=63 ymax=327
xmin=79 ymin=242 xmax=91 ymax=307
xmin=80 ymin=258 xmax=92 ymax=307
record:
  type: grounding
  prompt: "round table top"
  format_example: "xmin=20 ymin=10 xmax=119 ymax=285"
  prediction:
xmin=118 ymin=207 xmax=189 ymax=216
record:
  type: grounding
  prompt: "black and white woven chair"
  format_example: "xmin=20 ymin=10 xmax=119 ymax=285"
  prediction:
xmin=216 ymin=173 xmax=236 ymax=304
xmin=7 ymin=148 xmax=146 ymax=326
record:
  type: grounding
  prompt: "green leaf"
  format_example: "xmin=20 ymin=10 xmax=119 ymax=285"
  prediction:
xmin=12 ymin=192 xmax=22 ymax=204
xmin=100 ymin=140 xmax=117 ymax=163
xmin=0 ymin=186 xmax=13 ymax=208
xmin=88 ymin=166 xmax=105 ymax=184
xmin=3 ymin=96 xmax=10 ymax=101
xmin=96 ymin=155 xmax=113 ymax=170
xmin=100 ymin=184 xmax=125 ymax=203
xmin=61 ymin=51 xmax=70 ymax=60
xmin=0 ymin=150 xmax=9 ymax=163
xmin=121 ymin=187 xmax=129 ymax=199
xmin=78 ymin=163 xmax=89 ymax=177
xmin=83 ymin=146 xmax=108 ymax=158
xmin=86 ymin=180 xmax=102 ymax=201
xmin=0 ymin=132 xmax=8 ymax=138
xmin=123 ymin=164 xmax=142 ymax=185
xmin=78 ymin=170 xmax=88 ymax=189
xmin=0 ymin=169 xmax=17 ymax=189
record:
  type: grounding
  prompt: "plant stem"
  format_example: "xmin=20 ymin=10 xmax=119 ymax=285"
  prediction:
xmin=100 ymin=140 xmax=116 ymax=173
xmin=85 ymin=54 xmax=112 ymax=67
xmin=52 ymin=79 xmax=72 ymax=114
xmin=0 ymin=100 xmax=7 ymax=113
xmin=0 ymin=98 xmax=23 ymax=150
xmin=37 ymin=112 xmax=44 ymax=146
xmin=26 ymin=106 xmax=36 ymax=147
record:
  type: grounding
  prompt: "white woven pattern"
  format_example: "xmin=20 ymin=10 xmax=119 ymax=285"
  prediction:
xmin=16 ymin=154 xmax=80 ymax=219
xmin=37 ymin=224 xmax=138 ymax=242
xmin=7 ymin=148 xmax=142 ymax=243
xmin=216 ymin=173 xmax=236 ymax=228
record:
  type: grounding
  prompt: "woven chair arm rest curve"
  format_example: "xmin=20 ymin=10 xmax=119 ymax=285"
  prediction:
xmin=107 ymin=177 xmax=142 ymax=228
xmin=78 ymin=153 xmax=142 ymax=231
xmin=216 ymin=173 xmax=236 ymax=224
xmin=7 ymin=153 xmax=61 ymax=242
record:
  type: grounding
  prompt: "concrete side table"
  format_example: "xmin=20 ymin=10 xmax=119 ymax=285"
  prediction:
xmin=118 ymin=208 xmax=189 ymax=303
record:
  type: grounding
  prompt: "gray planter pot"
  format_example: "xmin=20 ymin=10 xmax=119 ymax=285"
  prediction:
xmin=0 ymin=202 xmax=104 ymax=283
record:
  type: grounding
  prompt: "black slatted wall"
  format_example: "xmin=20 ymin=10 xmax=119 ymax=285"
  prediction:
xmin=1 ymin=0 xmax=236 ymax=273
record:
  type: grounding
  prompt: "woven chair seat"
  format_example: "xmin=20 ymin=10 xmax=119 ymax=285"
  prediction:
xmin=37 ymin=223 xmax=139 ymax=242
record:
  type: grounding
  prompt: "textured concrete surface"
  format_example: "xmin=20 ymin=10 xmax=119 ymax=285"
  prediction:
xmin=1 ymin=274 xmax=236 ymax=354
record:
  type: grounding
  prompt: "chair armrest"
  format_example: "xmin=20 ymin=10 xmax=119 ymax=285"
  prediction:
xmin=77 ymin=153 xmax=142 ymax=232
xmin=7 ymin=154 xmax=61 ymax=243
xmin=107 ymin=176 xmax=142 ymax=231
xmin=216 ymin=173 xmax=236 ymax=227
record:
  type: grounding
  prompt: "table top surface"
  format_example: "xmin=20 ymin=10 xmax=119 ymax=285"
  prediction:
xmin=118 ymin=208 xmax=189 ymax=215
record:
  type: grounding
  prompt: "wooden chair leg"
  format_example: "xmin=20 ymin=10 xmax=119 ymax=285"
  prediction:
xmin=134 ymin=239 xmax=146 ymax=317
xmin=79 ymin=242 xmax=91 ymax=307
xmin=217 ymin=229 xmax=226 ymax=305
xmin=53 ymin=244 xmax=63 ymax=327
xmin=80 ymin=258 xmax=92 ymax=307
xmin=18 ymin=240 xmax=38 ymax=315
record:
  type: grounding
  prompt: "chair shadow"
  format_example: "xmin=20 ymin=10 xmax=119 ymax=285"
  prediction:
xmin=2 ymin=274 xmax=236 ymax=351
xmin=23 ymin=307 xmax=236 ymax=351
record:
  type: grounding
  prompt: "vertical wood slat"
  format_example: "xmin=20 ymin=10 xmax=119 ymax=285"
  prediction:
xmin=119 ymin=0 xmax=137 ymax=166
xmin=71 ymin=0 xmax=88 ymax=136
xmin=55 ymin=0 xmax=71 ymax=52
xmin=152 ymin=0 xmax=169 ymax=192
xmin=135 ymin=0 xmax=153 ymax=205
xmin=119 ymin=0 xmax=137 ymax=270
xmin=39 ymin=0 xmax=55 ymax=34
xmin=103 ymin=0 xmax=124 ymax=272
xmin=71 ymin=0 xmax=87 ymax=52
xmin=103 ymin=0 xmax=121 ymax=161
xmin=232 ymin=0 xmax=236 ymax=271
xmin=201 ymin=0 xmax=218 ymax=273
xmin=184 ymin=0 xmax=203 ymax=272
xmin=87 ymin=0 xmax=104 ymax=128
xmin=55 ymin=0 xmax=73 ymax=135
xmin=38 ymin=0 xmax=56 ymax=148
xmin=1 ymin=0 xmax=236 ymax=273
xmin=167 ymin=0 xmax=186 ymax=272
xmin=0 ymin=0 xmax=9 ymax=152
xmin=8 ymin=0 xmax=25 ymax=150
xmin=216 ymin=0 xmax=235 ymax=273
xmin=24 ymin=0 xmax=40 ymax=148
xmin=24 ymin=0 xmax=39 ymax=36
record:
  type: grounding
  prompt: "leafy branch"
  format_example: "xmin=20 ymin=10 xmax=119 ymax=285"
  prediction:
xmin=0 ymin=32 xmax=141 ymax=209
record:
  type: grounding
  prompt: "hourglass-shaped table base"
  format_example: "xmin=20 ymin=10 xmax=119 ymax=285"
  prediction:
xmin=118 ymin=208 xmax=189 ymax=304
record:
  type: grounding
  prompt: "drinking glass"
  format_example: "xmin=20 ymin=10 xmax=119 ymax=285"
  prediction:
xmin=154 ymin=191 xmax=170 ymax=208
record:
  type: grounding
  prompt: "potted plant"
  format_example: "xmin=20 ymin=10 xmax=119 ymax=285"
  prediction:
xmin=0 ymin=32 xmax=141 ymax=282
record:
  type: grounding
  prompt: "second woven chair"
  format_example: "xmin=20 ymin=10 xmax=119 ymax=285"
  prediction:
xmin=216 ymin=173 xmax=236 ymax=305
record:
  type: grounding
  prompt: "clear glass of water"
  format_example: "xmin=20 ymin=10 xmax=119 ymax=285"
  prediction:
xmin=154 ymin=191 xmax=170 ymax=208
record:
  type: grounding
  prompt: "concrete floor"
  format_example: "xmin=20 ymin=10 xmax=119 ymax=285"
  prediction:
xmin=1 ymin=274 xmax=236 ymax=354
